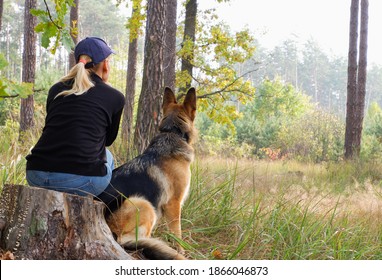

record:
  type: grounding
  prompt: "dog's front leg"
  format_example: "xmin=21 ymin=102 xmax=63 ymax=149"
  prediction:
xmin=163 ymin=200 xmax=184 ymax=251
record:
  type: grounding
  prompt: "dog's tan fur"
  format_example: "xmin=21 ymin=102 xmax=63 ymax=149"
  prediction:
xmin=107 ymin=197 xmax=157 ymax=244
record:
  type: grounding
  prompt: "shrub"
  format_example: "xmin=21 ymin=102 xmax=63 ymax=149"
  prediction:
xmin=276 ymin=109 xmax=345 ymax=162
xmin=361 ymin=102 xmax=382 ymax=160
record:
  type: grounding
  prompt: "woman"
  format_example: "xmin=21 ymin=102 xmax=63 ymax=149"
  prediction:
xmin=26 ymin=37 xmax=125 ymax=197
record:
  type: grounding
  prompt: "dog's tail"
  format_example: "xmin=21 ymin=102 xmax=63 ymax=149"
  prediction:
xmin=122 ymin=238 xmax=187 ymax=260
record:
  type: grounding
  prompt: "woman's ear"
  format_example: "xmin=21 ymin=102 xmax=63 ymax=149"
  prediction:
xmin=102 ymin=60 xmax=110 ymax=82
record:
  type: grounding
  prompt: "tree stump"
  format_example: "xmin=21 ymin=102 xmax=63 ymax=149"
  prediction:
xmin=0 ymin=184 xmax=132 ymax=260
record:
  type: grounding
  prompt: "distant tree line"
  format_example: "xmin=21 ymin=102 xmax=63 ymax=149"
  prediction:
xmin=240 ymin=35 xmax=379 ymax=121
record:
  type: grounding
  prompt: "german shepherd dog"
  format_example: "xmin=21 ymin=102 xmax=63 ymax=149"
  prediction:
xmin=97 ymin=87 xmax=197 ymax=260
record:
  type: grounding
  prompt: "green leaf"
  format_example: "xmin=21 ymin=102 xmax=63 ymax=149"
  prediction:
xmin=30 ymin=9 xmax=48 ymax=17
xmin=61 ymin=30 xmax=75 ymax=52
xmin=34 ymin=22 xmax=47 ymax=33
xmin=0 ymin=79 xmax=9 ymax=100
xmin=18 ymin=83 xmax=34 ymax=98
xmin=33 ymin=0 xmax=76 ymax=53
xmin=12 ymin=82 xmax=33 ymax=98
xmin=41 ymin=23 xmax=58 ymax=49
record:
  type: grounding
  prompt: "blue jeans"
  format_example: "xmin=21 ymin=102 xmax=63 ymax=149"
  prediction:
xmin=26 ymin=149 xmax=114 ymax=197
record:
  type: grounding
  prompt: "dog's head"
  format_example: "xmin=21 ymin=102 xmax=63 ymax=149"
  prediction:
xmin=159 ymin=87 xmax=197 ymax=144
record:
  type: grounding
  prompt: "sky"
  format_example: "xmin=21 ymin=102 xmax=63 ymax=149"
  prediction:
xmin=198 ymin=0 xmax=382 ymax=65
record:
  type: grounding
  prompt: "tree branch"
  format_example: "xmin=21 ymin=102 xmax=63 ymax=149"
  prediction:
xmin=43 ymin=0 xmax=62 ymax=30
xmin=177 ymin=67 xmax=258 ymax=100
xmin=1 ymin=94 xmax=19 ymax=99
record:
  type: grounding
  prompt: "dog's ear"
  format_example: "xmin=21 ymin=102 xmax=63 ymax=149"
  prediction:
xmin=163 ymin=87 xmax=177 ymax=112
xmin=183 ymin=87 xmax=197 ymax=121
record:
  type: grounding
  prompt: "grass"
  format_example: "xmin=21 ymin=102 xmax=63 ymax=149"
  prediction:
xmin=1 ymin=123 xmax=382 ymax=259
xmin=0 ymin=120 xmax=31 ymax=188
xmin=176 ymin=157 xmax=382 ymax=260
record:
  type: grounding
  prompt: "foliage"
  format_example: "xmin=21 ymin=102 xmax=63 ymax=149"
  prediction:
xmin=195 ymin=112 xmax=255 ymax=158
xmin=235 ymin=78 xmax=310 ymax=156
xmin=195 ymin=78 xmax=313 ymax=159
xmin=177 ymin=7 xmax=256 ymax=128
xmin=0 ymin=53 xmax=34 ymax=101
xmin=0 ymin=0 xmax=25 ymax=82
xmin=361 ymin=102 xmax=382 ymax=160
xmin=31 ymin=0 xmax=76 ymax=54
xmin=276 ymin=108 xmax=345 ymax=162
xmin=196 ymin=76 xmax=348 ymax=163
xmin=235 ymin=115 xmax=279 ymax=157
xmin=243 ymin=38 xmax=349 ymax=116
xmin=246 ymin=77 xmax=310 ymax=121
xmin=124 ymin=0 xmax=146 ymax=41
xmin=367 ymin=64 xmax=382 ymax=108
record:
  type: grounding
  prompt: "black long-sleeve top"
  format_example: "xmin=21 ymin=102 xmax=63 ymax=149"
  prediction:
xmin=26 ymin=73 xmax=125 ymax=176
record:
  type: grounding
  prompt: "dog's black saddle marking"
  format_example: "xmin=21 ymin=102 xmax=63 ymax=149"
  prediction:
xmin=97 ymin=158 xmax=161 ymax=216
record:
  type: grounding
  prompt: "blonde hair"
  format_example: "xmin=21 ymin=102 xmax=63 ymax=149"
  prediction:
xmin=55 ymin=55 xmax=95 ymax=98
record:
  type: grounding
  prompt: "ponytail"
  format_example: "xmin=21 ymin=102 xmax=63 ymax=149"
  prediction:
xmin=55 ymin=55 xmax=95 ymax=98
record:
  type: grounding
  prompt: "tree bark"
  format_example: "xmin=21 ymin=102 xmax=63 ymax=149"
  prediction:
xmin=19 ymin=0 xmax=37 ymax=134
xmin=0 ymin=0 xmax=3 ymax=31
xmin=344 ymin=0 xmax=368 ymax=159
xmin=344 ymin=0 xmax=359 ymax=159
xmin=122 ymin=7 xmax=140 ymax=158
xmin=134 ymin=0 xmax=166 ymax=153
xmin=163 ymin=0 xmax=177 ymax=90
xmin=353 ymin=0 xmax=369 ymax=155
xmin=0 ymin=184 xmax=132 ymax=260
xmin=180 ymin=0 xmax=197 ymax=93
xmin=69 ymin=0 xmax=79 ymax=69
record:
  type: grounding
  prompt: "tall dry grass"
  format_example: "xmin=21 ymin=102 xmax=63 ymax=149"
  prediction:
xmin=175 ymin=157 xmax=382 ymax=259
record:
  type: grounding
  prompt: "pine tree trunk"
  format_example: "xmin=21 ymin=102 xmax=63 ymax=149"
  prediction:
xmin=180 ymin=0 xmax=197 ymax=93
xmin=69 ymin=0 xmax=79 ymax=69
xmin=344 ymin=0 xmax=368 ymax=159
xmin=353 ymin=0 xmax=369 ymax=155
xmin=0 ymin=0 xmax=4 ymax=31
xmin=19 ymin=0 xmax=37 ymax=134
xmin=122 ymin=6 xmax=140 ymax=158
xmin=0 ymin=184 xmax=132 ymax=260
xmin=344 ymin=0 xmax=359 ymax=159
xmin=134 ymin=0 xmax=166 ymax=153
xmin=163 ymin=0 xmax=177 ymax=90
xmin=123 ymin=36 xmax=138 ymax=157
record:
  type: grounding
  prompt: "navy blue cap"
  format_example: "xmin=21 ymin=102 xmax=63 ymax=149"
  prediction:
xmin=74 ymin=37 xmax=115 ymax=65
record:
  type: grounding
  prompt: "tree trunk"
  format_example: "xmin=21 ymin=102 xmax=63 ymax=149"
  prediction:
xmin=163 ymin=0 xmax=177 ymax=90
xmin=344 ymin=0 xmax=359 ymax=159
xmin=353 ymin=0 xmax=369 ymax=155
xmin=19 ymin=0 xmax=37 ymax=134
xmin=0 ymin=184 xmax=132 ymax=260
xmin=122 ymin=6 xmax=140 ymax=158
xmin=123 ymin=36 xmax=138 ymax=158
xmin=134 ymin=0 xmax=166 ymax=153
xmin=69 ymin=0 xmax=79 ymax=69
xmin=180 ymin=0 xmax=197 ymax=93
xmin=344 ymin=0 xmax=368 ymax=159
xmin=0 ymin=0 xmax=3 ymax=31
